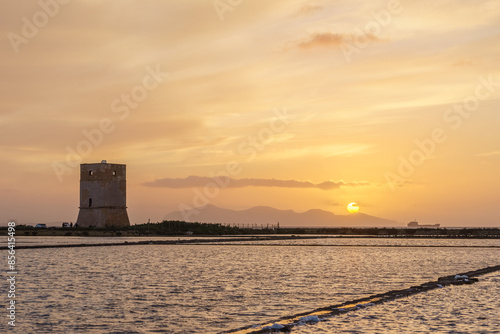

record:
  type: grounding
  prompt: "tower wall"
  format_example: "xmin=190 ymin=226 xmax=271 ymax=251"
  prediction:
xmin=76 ymin=162 xmax=130 ymax=228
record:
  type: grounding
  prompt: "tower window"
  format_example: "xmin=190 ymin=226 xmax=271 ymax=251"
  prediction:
xmin=89 ymin=170 xmax=94 ymax=176
xmin=112 ymin=171 xmax=116 ymax=176
xmin=89 ymin=198 xmax=93 ymax=207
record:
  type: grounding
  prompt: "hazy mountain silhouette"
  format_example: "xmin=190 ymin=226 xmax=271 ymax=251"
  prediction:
xmin=164 ymin=204 xmax=400 ymax=227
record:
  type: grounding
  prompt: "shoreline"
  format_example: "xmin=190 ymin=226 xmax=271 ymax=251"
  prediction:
xmin=1 ymin=224 xmax=500 ymax=239
xmin=2 ymin=235 xmax=500 ymax=250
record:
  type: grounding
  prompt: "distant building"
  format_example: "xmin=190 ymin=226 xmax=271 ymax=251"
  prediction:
xmin=75 ymin=161 xmax=130 ymax=228
xmin=407 ymin=221 xmax=440 ymax=228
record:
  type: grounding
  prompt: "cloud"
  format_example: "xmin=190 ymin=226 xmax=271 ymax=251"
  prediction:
xmin=296 ymin=32 xmax=381 ymax=49
xmin=477 ymin=150 xmax=500 ymax=157
xmin=293 ymin=4 xmax=323 ymax=17
xmin=387 ymin=180 xmax=424 ymax=189
xmin=452 ymin=59 xmax=480 ymax=67
xmin=144 ymin=176 xmax=370 ymax=190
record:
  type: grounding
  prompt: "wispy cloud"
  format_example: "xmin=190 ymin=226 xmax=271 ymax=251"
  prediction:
xmin=477 ymin=150 xmax=500 ymax=157
xmin=296 ymin=32 xmax=381 ymax=49
xmin=144 ymin=176 xmax=370 ymax=190
xmin=293 ymin=4 xmax=323 ymax=17
xmin=386 ymin=180 xmax=424 ymax=189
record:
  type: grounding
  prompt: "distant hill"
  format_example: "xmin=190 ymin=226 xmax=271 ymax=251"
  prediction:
xmin=164 ymin=204 xmax=400 ymax=227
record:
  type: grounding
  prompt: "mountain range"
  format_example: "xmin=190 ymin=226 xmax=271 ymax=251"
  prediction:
xmin=164 ymin=204 xmax=401 ymax=228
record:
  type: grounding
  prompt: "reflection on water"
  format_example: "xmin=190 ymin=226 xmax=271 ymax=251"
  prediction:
xmin=229 ymin=237 xmax=500 ymax=247
xmin=295 ymin=272 xmax=500 ymax=334
xmin=13 ymin=236 xmax=248 ymax=246
xmin=14 ymin=235 xmax=500 ymax=247
xmin=0 ymin=239 xmax=498 ymax=333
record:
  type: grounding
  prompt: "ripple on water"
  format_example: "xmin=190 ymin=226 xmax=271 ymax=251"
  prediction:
xmin=0 ymin=242 xmax=498 ymax=333
xmin=294 ymin=272 xmax=500 ymax=334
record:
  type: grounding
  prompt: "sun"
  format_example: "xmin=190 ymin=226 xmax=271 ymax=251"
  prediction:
xmin=347 ymin=202 xmax=359 ymax=214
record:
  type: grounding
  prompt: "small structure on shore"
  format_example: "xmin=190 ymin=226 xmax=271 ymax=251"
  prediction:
xmin=407 ymin=221 xmax=440 ymax=228
xmin=75 ymin=161 xmax=130 ymax=228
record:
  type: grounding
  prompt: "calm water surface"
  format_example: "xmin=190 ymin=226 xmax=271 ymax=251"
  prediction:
xmin=14 ymin=236 xmax=246 ymax=246
xmin=1 ymin=237 xmax=498 ymax=333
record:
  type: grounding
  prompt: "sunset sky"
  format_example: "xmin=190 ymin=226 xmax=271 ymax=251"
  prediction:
xmin=1 ymin=0 xmax=500 ymax=227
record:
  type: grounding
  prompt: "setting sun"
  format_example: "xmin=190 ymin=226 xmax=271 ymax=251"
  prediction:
xmin=1 ymin=1 xmax=500 ymax=228
xmin=347 ymin=202 xmax=360 ymax=214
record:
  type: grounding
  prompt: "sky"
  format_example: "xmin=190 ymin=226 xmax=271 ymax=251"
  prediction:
xmin=1 ymin=0 xmax=500 ymax=227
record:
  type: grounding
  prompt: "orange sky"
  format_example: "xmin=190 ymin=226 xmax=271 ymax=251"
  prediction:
xmin=1 ymin=0 xmax=500 ymax=227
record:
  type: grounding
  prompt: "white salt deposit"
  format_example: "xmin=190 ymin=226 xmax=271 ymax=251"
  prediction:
xmin=263 ymin=323 xmax=285 ymax=330
xmin=454 ymin=274 xmax=468 ymax=280
xmin=299 ymin=315 xmax=319 ymax=323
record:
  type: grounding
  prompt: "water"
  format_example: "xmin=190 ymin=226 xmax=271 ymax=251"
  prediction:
xmin=12 ymin=236 xmax=249 ymax=247
xmin=15 ymin=235 xmax=500 ymax=247
xmin=1 ymin=238 xmax=499 ymax=333
xmin=228 ymin=237 xmax=500 ymax=247
xmin=295 ymin=272 xmax=500 ymax=334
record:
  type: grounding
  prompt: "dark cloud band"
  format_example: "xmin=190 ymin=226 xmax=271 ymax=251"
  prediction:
xmin=144 ymin=176 xmax=369 ymax=190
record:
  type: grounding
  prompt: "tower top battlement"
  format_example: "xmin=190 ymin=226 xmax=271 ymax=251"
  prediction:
xmin=80 ymin=162 xmax=126 ymax=182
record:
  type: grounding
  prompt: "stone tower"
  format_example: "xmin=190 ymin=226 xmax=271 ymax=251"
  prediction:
xmin=76 ymin=161 xmax=130 ymax=228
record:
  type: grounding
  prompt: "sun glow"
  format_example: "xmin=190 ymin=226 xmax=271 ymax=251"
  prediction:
xmin=347 ymin=202 xmax=359 ymax=214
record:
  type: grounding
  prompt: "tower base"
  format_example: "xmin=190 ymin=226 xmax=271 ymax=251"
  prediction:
xmin=76 ymin=207 xmax=130 ymax=228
